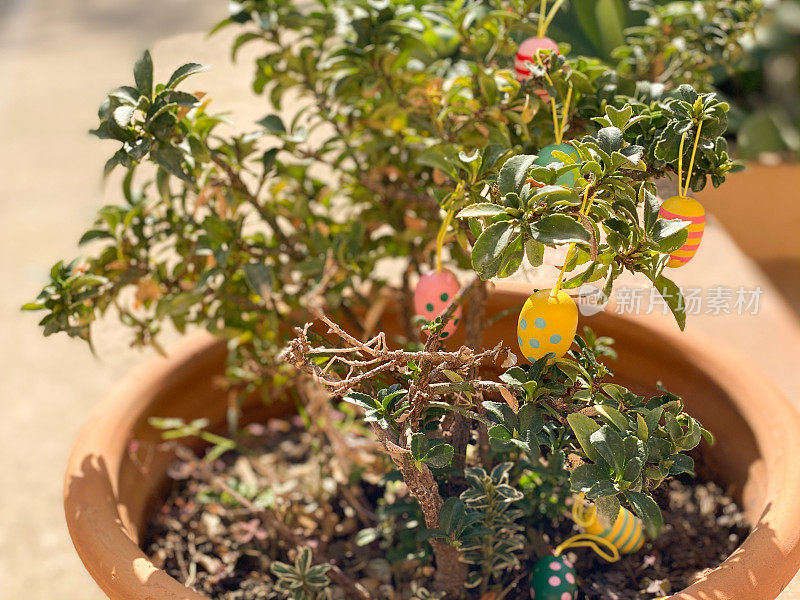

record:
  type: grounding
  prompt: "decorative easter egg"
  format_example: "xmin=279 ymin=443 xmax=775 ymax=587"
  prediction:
xmin=658 ymin=195 xmax=706 ymax=268
xmin=582 ymin=504 xmax=645 ymax=554
xmin=515 ymin=36 xmax=559 ymax=82
xmin=530 ymin=554 xmax=578 ymax=600
xmin=535 ymin=143 xmax=580 ymax=187
xmin=517 ymin=289 xmax=577 ymax=362
xmin=414 ymin=270 xmax=462 ymax=339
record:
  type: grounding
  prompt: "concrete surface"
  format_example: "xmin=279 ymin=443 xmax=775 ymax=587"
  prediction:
xmin=1 ymin=3 xmax=232 ymax=598
xmin=2 ymin=2 xmax=800 ymax=600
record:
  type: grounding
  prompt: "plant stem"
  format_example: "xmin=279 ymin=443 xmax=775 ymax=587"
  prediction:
xmin=452 ymin=279 xmax=488 ymax=471
xmin=373 ymin=427 xmax=467 ymax=598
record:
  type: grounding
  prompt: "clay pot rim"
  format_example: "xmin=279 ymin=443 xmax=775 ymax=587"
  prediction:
xmin=64 ymin=281 xmax=800 ymax=600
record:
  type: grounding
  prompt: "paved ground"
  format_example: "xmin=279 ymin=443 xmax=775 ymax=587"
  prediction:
xmin=1 ymin=3 xmax=233 ymax=598
xmin=2 ymin=2 xmax=800 ymax=600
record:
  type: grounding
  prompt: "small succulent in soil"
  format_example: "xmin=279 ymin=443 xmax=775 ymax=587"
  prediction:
xmin=270 ymin=548 xmax=331 ymax=600
xmin=27 ymin=0 xmax=760 ymax=598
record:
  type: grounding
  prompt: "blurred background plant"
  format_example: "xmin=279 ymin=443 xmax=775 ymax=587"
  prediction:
xmin=549 ymin=0 xmax=800 ymax=162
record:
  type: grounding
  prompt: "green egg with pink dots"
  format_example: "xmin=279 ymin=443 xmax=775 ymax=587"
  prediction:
xmin=530 ymin=555 xmax=577 ymax=600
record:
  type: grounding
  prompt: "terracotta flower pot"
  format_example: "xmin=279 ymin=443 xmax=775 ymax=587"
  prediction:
xmin=64 ymin=281 xmax=800 ymax=600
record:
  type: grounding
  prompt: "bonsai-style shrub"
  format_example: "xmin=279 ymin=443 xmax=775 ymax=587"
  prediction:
xmin=25 ymin=0 xmax=760 ymax=598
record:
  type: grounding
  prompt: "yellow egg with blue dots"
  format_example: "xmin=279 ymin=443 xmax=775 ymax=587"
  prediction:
xmin=517 ymin=289 xmax=578 ymax=363
xmin=580 ymin=503 xmax=645 ymax=554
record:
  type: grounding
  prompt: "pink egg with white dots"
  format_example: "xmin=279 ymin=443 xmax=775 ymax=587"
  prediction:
xmin=413 ymin=270 xmax=462 ymax=339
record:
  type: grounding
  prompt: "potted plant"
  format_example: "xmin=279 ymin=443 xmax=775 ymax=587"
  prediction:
xmin=25 ymin=0 xmax=800 ymax=599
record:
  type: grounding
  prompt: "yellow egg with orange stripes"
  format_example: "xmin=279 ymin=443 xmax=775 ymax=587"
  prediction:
xmin=517 ymin=289 xmax=578 ymax=363
xmin=658 ymin=195 xmax=706 ymax=268
xmin=582 ymin=504 xmax=645 ymax=554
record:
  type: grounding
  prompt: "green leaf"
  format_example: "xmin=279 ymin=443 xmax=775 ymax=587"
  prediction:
xmin=571 ymin=463 xmax=618 ymax=498
xmin=652 ymin=218 xmax=688 ymax=243
xmin=411 ymin=432 xmax=430 ymax=460
xmin=78 ymin=230 xmax=115 ymax=245
xmin=595 ymin=495 xmax=621 ymax=528
xmin=641 ymin=186 xmax=659 ymax=234
xmin=134 ymin=50 xmax=154 ymax=98
xmin=654 ymin=274 xmax=686 ymax=330
xmin=424 ymin=443 xmax=454 ymax=468
xmin=625 ymin=490 xmax=663 ymax=538
xmin=160 ymin=90 xmax=200 ymax=107
xmin=471 ymin=221 xmax=515 ymax=279
xmin=595 ymin=405 xmax=629 ymax=431
xmin=258 ymin=114 xmax=286 ymax=134
xmin=456 ymin=203 xmax=506 ymax=218
xmin=567 ymin=413 xmax=602 ymax=463
xmin=166 ymin=62 xmax=208 ymax=89
xmin=529 ymin=215 xmax=590 ymax=245
xmin=417 ymin=146 xmax=459 ymax=179
xmin=596 ymin=127 xmax=624 ymax=154
xmin=488 ymin=424 xmax=512 ymax=441
xmin=151 ymin=145 xmax=192 ymax=183
xmin=498 ymin=155 xmax=536 ymax=195
xmin=261 ymin=148 xmax=279 ymax=172
xmin=525 ymin=237 xmax=544 ymax=267
xmin=668 ymin=453 xmax=695 ymax=475
xmin=590 ymin=426 xmax=626 ymax=473
xmin=243 ymin=262 xmax=273 ymax=298
xmin=439 ymin=497 xmax=466 ymax=533
xmin=343 ymin=392 xmax=379 ymax=412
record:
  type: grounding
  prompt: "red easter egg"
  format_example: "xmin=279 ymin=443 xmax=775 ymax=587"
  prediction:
xmin=515 ymin=36 xmax=559 ymax=85
xmin=414 ymin=270 xmax=462 ymax=339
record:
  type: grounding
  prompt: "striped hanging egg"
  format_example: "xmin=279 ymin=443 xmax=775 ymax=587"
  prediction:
xmin=530 ymin=554 xmax=578 ymax=600
xmin=515 ymin=37 xmax=559 ymax=101
xmin=517 ymin=289 xmax=577 ymax=363
xmin=414 ymin=270 xmax=462 ymax=339
xmin=535 ymin=143 xmax=580 ymax=187
xmin=658 ymin=195 xmax=706 ymax=268
xmin=582 ymin=504 xmax=645 ymax=554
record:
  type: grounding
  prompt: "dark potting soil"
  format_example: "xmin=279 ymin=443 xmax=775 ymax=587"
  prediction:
xmin=143 ymin=419 xmax=749 ymax=600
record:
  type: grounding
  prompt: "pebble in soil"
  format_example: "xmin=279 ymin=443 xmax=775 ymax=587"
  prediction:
xmin=144 ymin=419 xmax=749 ymax=600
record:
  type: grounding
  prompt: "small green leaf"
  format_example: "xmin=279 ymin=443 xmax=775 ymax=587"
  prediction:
xmin=498 ymin=155 xmax=537 ymax=195
xmin=244 ymin=262 xmax=273 ymax=298
xmin=625 ymin=490 xmax=663 ymax=538
xmin=590 ymin=426 xmax=626 ymax=473
xmin=471 ymin=221 xmax=515 ymax=279
xmin=571 ymin=463 xmax=618 ymax=498
xmin=424 ymin=443 xmax=454 ymax=468
xmin=456 ymin=203 xmax=506 ymax=218
xmin=488 ymin=424 xmax=512 ymax=441
xmin=595 ymin=495 xmax=621 ymax=528
xmin=595 ymin=405 xmax=629 ymax=431
xmin=529 ymin=215 xmax=590 ymax=245
xmin=166 ymin=62 xmax=209 ymax=89
xmin=567 ymin=413 xmax=602 ymax=463
xmin=654 ymin=274 xmax=686 ymax=330
xmin=258 ymin=114 xmax=286 ymax=134
xmin=439 ymin=497 xmax=466 ymax=533
xmin=411 ymin=432 xmax=430 ymax=460
xmin=134 ymin=50 xmax=154 ymax=98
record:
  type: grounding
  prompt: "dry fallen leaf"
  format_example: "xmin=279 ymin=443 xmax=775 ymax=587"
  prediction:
xmin=498 ymin=385 xmax=519 ymax=414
